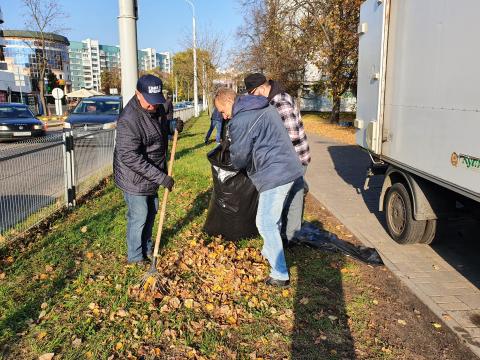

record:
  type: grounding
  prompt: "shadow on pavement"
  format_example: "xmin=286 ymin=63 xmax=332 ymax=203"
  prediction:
xmin=326 ymin=143 xmax=480 ymax=290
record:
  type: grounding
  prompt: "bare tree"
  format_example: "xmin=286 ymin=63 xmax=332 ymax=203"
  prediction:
xmin=236 ymin=0 xmax=309 ymax=94
xmin=22 ymin=0 xmax=68 ymax=115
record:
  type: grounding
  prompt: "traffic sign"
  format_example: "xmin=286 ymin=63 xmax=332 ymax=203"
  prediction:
xmin=52 ymin=87 xmax=64 ymax=100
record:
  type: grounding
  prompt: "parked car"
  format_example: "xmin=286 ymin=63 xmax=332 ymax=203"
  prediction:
xmin=64 ymin=96 xmax=122 ymax=136
xmin=0 ymin=103 xmax=46 ymax=141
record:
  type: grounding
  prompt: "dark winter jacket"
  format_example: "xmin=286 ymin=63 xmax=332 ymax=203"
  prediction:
xmin=113 ymin=96 xmax=174 ymax=195
xmin=228 ymin=95 xmax=303 ymax=193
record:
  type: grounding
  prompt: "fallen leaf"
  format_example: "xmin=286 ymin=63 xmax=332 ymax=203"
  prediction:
xmin=80 ymin=226 xmax=88 ymax=233
xmin=88 ymin=303 xmax=96 ymax=310
xmin=328 ymin=315 xmax=338 ymax=322
xmin=39 ymin=273 xmax=49 ymax=280
xmin=115 ymin=342 xmax=123 ymax=351
xmin=41 ymin=302 xmax=48 ymax=310
xmin=117 ymin=309 xmax=128 ymax=317
xmin=300 ymin=297 xmax=310 ymax=305
xmin=372 ymin=299 xmax=379 ymax=305
xmin=38 ymin=353 xmax=55 ymax=360
xmin=37 ymin=331 xmax=47 ymax=340
xmin=205 ymin=303 xmax=214 ymax=312
xmin=184 ymin=299 xmax=194 ymax=309
xmin=86 ymin=252 xmax=94 ymax=259
xmin=38 ymin=310 xmax=47 ymax=320
xmin=72 ymin=338 xmax=82 ymax=347
xmin=281 ymin=289 xmax=290 ymax=298
xmin=432 ymin=322 xmax=442 ymax=329
xmin=45 ymin=265 xmax=54 ymax=273
xmin=0 ymin=272 xmax=6 ymax=280
xmin=397 ymin=319 xmax=407 ymax=326
xmin=6 ymin=256 xmax=14 ymax=264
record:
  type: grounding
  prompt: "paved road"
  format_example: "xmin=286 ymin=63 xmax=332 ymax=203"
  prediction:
xmin=0 ymin=129 xmax=114 ymax=234
xmin=306 ymin=133 xmax=480 ymax=358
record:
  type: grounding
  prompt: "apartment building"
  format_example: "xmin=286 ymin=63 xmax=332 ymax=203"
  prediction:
xmin=69 ymin=39 xmax=170 ymax=92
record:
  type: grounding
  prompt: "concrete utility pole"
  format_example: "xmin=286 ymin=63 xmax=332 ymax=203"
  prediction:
xmin=202 ymin=63 xmax=206 ymax=108
xmin=184 ymin=0 xmax=199 ymax=116
xmin=118 ymin=0 xmax=139 ymax=103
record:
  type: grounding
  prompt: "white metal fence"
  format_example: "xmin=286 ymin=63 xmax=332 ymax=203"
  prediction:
xmin=0 ymin=129 xmax=116 ymax=238
xmin=0 ymin=108 xmax=199 ymax=240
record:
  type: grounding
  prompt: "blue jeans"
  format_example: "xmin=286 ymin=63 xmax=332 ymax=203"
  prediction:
xmin=205 ymin=120 xmax=222 ymax=143
xmin=256 ymin=181 xmax=294 ymax=281
xmin=282 ymin=166 xmax=308 ymax=242
xmin=123 ymin=192 xmax=159 ymax=263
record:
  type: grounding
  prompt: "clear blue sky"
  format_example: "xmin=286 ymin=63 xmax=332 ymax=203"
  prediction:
xmin=1 ymin=0 xmax=243 ymax=65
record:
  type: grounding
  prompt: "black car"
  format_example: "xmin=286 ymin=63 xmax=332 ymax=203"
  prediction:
xmin=0 ymin=103 xmax=46 ymax=141
xmin=64 ymin=96 xmax=122 ymax=136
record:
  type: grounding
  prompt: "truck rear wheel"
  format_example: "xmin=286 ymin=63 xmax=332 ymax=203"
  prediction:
xmin=421 ymin=219 xmax=437 ymax=245
xmin=385 ymin=183 xmax=427 ymax=244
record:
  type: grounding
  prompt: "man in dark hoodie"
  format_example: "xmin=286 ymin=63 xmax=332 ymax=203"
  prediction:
xmin=214 ymin=87 xmax=304 ymax=287
xmin=114 ymin=75 xmax=183 ymax=264
xmin=244 ymin=73 xmax=311 ymax=246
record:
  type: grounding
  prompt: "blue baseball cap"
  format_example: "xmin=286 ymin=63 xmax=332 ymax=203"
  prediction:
xmin=136 ymin=74 xmax=166 ymax=105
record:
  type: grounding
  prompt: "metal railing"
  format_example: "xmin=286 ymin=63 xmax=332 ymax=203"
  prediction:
xmin=0 ymin=108 xmax=200 ymax=240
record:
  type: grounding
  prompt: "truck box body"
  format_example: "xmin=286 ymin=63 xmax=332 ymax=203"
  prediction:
xmin=356 ymin=0 xmax=480 ymax=203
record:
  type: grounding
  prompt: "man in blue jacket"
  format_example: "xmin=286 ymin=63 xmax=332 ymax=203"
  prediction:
xmin=214 ymin=87 xmax=303 ymax=286
xmin=114 ymin=75 xmax=183 ymax=264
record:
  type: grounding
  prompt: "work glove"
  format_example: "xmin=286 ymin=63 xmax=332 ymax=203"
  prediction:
xmin=175 ymin=119 xmax=184 ymax=133
xmin=162 ymin=175 xmax=175 ymax=192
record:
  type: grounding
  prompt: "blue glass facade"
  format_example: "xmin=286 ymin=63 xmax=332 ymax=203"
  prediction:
xmin=1 ymin=30 xmax=70 ymax=91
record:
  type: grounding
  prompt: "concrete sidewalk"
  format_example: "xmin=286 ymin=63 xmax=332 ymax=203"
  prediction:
xmin=305 ymin=133 xmax=480 ymax=358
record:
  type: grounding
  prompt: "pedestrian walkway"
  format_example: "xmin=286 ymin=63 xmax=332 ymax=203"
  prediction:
xmin=305 ymin=133 xmax=480 ymax=358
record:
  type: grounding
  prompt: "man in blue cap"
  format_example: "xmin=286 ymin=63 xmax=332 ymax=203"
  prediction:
xmin=114 ymin=74 xmax=184 ymax=264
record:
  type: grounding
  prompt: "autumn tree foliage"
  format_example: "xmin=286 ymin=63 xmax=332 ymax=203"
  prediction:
xmin=100 ymin=68 xmax=121 ymax=95
xmin=238 ymin=0 xmax=361 ymax=123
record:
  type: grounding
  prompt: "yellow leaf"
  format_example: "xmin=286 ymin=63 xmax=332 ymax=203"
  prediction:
xmin=115 ymin=342 xmax=123 ymax=351
xmin=432 ymin=322 xmax=442 ymax=329
xmin=37 ymin=331 xmax=47 ymax=340
xmin=88 ymin=303 xmax=96 ymax=310
xmin=205 ymin=303 xmax=214 ymax=312
xmin=85 ymin=351 xmax=93 ymax=359
xmin=39 ymin=273 xmax=49 ymax=280
xmin=184 ymin=299 xmax=194 ymax=309
xmin=86 ymin=252 xmax=94 ymax=259
xmin=226 ymin=316 xmax=236 ymax=325
xmin=281 ymin=289 xmax=290 ymax=298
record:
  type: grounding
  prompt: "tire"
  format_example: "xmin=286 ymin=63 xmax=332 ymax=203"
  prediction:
xmin=385 ymin=183 xmax=427 ymax=244
xmin=420 ymin=219 xmax=437 ymax=245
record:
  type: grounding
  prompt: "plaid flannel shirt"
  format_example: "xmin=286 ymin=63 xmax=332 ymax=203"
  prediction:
xmin=270 ymin=92 xmax=311 ymax=165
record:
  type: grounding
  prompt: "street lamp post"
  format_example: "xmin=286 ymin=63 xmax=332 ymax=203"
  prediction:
xmin=184 ymin=0 xmax=199 ymax=117
xmin=118 ymin=0 xmax=139 ymax=103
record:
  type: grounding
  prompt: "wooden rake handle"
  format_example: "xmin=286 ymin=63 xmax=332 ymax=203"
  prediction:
xmin=152 ymin=129 xmax=179 ymax=258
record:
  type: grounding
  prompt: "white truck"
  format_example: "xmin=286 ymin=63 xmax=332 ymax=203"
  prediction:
xmin=355 ymin=0 xmax=480 ymax=244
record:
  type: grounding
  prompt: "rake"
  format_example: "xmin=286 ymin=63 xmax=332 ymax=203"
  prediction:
xmin=140 ymin=129 xmax=179 ymax=294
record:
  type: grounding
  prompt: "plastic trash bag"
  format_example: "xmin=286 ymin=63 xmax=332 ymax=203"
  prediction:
xmin=203 ymin=144 xmax=259 ymax=241
xmin=293 ymin=222 xmax=383 ymax=265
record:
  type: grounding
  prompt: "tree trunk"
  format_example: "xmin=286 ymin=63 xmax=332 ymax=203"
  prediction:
xmin=330 ymin=95 xmax=341 ymax=124
xmin=39 ymin=68 xmax=48 ymax=116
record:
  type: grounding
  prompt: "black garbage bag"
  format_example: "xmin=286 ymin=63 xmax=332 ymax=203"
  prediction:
xmin=294 ymin=222 xmax=383 ymax=265
xmin=203 ymin=145 xmax=259 ymax=241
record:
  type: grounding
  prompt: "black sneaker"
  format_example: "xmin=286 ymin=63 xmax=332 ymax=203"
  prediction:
xmin=264 ymin=276 xmax=290 ymax=287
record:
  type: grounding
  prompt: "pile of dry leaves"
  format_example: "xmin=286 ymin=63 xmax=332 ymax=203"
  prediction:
xmin=128 ymin=236 xmax=292 ymax=358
